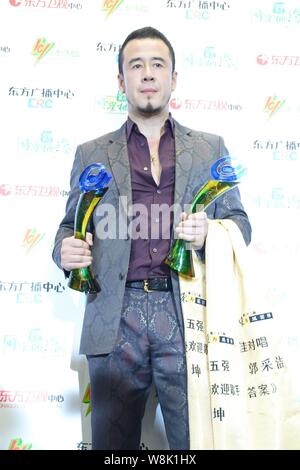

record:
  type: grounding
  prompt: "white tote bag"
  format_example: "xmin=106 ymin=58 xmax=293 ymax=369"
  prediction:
xmin=179 ymin=219 xmax=300 ymax=449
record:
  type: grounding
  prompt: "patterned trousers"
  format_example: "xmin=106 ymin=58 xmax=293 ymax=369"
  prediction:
xmin=87 ymin=287 xmax=189 ymax=450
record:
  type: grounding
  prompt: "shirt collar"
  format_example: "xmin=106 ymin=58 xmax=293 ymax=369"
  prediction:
xmin=126 ymin=113 xmax=175 ymax=141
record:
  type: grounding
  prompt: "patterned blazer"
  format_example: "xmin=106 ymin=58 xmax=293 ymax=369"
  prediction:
xmin=52 ymin=119 xmax=251 ymax=355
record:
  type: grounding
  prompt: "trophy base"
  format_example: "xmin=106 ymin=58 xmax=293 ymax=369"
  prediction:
xmin=165 ymin=242 xmax=195 ymax=278
xmin=68 ymin=267 xmax=101 ymax=294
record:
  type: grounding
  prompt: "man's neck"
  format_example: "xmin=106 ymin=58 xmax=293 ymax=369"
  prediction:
xmin=128 ymin=110 xmax=169 ymax=139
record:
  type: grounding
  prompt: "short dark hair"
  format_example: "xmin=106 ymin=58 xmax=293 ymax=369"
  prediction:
xmin=118 ymin=26 xmax=175 ymax=74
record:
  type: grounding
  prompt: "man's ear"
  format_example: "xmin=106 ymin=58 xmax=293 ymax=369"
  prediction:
xmin=118 ymin=73 xmax=125 ymax=93
xmin=171 ymin=71 xmax=178 ymax=92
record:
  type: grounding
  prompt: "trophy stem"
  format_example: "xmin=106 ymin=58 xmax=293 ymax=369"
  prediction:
xmin=74 ymin=189 xmax=107 ymax=240
xmin=165 ymin=180 xmax=239 ymax=277
xmin=190 ymin=180 xmax=238 ymax=213
xmin=68 ymin=188 xmax=107 ymax=293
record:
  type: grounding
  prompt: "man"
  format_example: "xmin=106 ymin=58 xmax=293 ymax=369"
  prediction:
xmin=52 ymin=26 xmax=251 ymax=450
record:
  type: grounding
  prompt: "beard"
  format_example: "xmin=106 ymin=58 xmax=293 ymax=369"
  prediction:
xmin=136 ymin=102 xmax=163 ymax=116
xmin=128 ymin=91 xmax=172 ymax=117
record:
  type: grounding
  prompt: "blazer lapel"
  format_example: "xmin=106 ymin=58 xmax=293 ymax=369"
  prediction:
xmin=174 ymin=121 xmax=195 ymax=212
xmin=107 ymin=124 xmax=132 ymax=212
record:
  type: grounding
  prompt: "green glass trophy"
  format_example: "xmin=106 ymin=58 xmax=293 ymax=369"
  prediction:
xmin=68 ymin=163 xmax=112 ymax=293
xmin=165 ymin=156 xmax=246 ymax=277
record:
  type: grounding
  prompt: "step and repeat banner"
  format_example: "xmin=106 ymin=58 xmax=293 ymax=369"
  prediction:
xmin=1 ymin=0 xmax=300 ymax=450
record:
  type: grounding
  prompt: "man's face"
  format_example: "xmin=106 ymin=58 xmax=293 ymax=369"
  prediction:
xmin=118 ymin=38 xmax=177 ymax=117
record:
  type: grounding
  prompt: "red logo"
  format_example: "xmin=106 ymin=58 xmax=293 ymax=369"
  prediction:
xmin=0 ymin=184 xmax=12 ymax=196
xmin=170 ymin=98 xmax=182 ymax=110
xmin=257 ymin=54 xmax=269 ymax=65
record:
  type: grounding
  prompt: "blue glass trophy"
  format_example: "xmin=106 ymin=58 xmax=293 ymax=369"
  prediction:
xmin=165 ymin=156 xmax=246 ymax=277
xmin=68 ymin=163 xmax=112 ymax=293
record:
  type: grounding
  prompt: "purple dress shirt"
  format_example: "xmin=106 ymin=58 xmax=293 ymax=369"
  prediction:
xmin=126 ymin=117 xmax=175 ymax=281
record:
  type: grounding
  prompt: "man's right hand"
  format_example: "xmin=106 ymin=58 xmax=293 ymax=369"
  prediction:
xmin=61 ymin=232 xmax=93 ymax=271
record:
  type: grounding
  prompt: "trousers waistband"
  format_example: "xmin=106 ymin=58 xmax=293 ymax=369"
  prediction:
xmin=125 ymin=278 xmax=172 ymax=292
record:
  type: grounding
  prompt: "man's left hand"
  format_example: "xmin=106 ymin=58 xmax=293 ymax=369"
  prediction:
xmin=175 ymin=211 xmax=208 ymax=250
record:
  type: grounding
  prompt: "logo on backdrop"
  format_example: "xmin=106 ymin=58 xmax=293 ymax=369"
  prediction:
xmin=0 ymin=184 xmax=69 ymax=197
xmin=257 ymin=54 xmax=300 ymax=66
xmin=252 ymin=1 xmax=300 ymax=25
xmin=0 ymin=280 xmax=66 ymax=304
xmin=96 ymin=41 xmax=121 ymax=54
xmin=170 ymin=96 xmax=242 ymax=112
xmin=17 ymin=131 xmax=74 ymax=157
xmin=0 ymin=391 xmax=65 ymax=409
xmin=166 ymin=0 xmax=231 ymax=21
xmin=253 ymin=139 xmax=299 ymax=161
xmin=82 ymin=383 xmax=91 ymax=416
xmin=0 ymin=184 xmax=12 ymax=196
xmin=8 ymin=438 xmax=32 ymax=450
xmin=0 ymin=45 xmax=11 ymax=56
xmin=32 ymin=37 xmax=80 ymax=62
xmin=167 ymin=0 xmax=230 ymax=10
xmin=251 ymin=186 xmax=299 ymax=210
xmin=22 ymin=228 xmax=45 ymax=253
xmin=9 ymin=0 xmax=82 ymax=10
xmin=2 ymin=328 xmax=66 ymax=357
xmin=185 ymin=46 xmax=238 ymax=69
xmin=102 ymin=0 xmax=124 ymax=18
xmin=94 ymin=90 xmax=128 ymax=114
xmin=101 ymin=0 xmax=147 ymax=16
xmin=32 ymin=38 xmax=55 ymax=63
xmin=263 ymin=95 xmax=286 ymax=119
xmin=96 ymin=40 xmax=120 ymax=64
xmin=8 ymin=86 xmax=75 ymax=108
xmin=77 ymin=441 xmax=92 ymax=450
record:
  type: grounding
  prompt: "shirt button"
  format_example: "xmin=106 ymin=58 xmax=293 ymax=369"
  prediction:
xmin=157 ymin=189 xmax=161 ymax=194
xmin=144 ymin=166 xmax=148 ymax=171
xmin=152 ymin=248 xmax=158 ymax=253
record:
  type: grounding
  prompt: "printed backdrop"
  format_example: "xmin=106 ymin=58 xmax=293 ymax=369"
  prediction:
xmin=1 ymin=0 xmax=300 ymax=450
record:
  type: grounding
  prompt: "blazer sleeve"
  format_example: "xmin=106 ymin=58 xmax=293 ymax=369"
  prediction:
xmin=212 ymin=185 xmax=251 ymax=246
xmin=52 ymin=145 xmax=84 ymax=272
